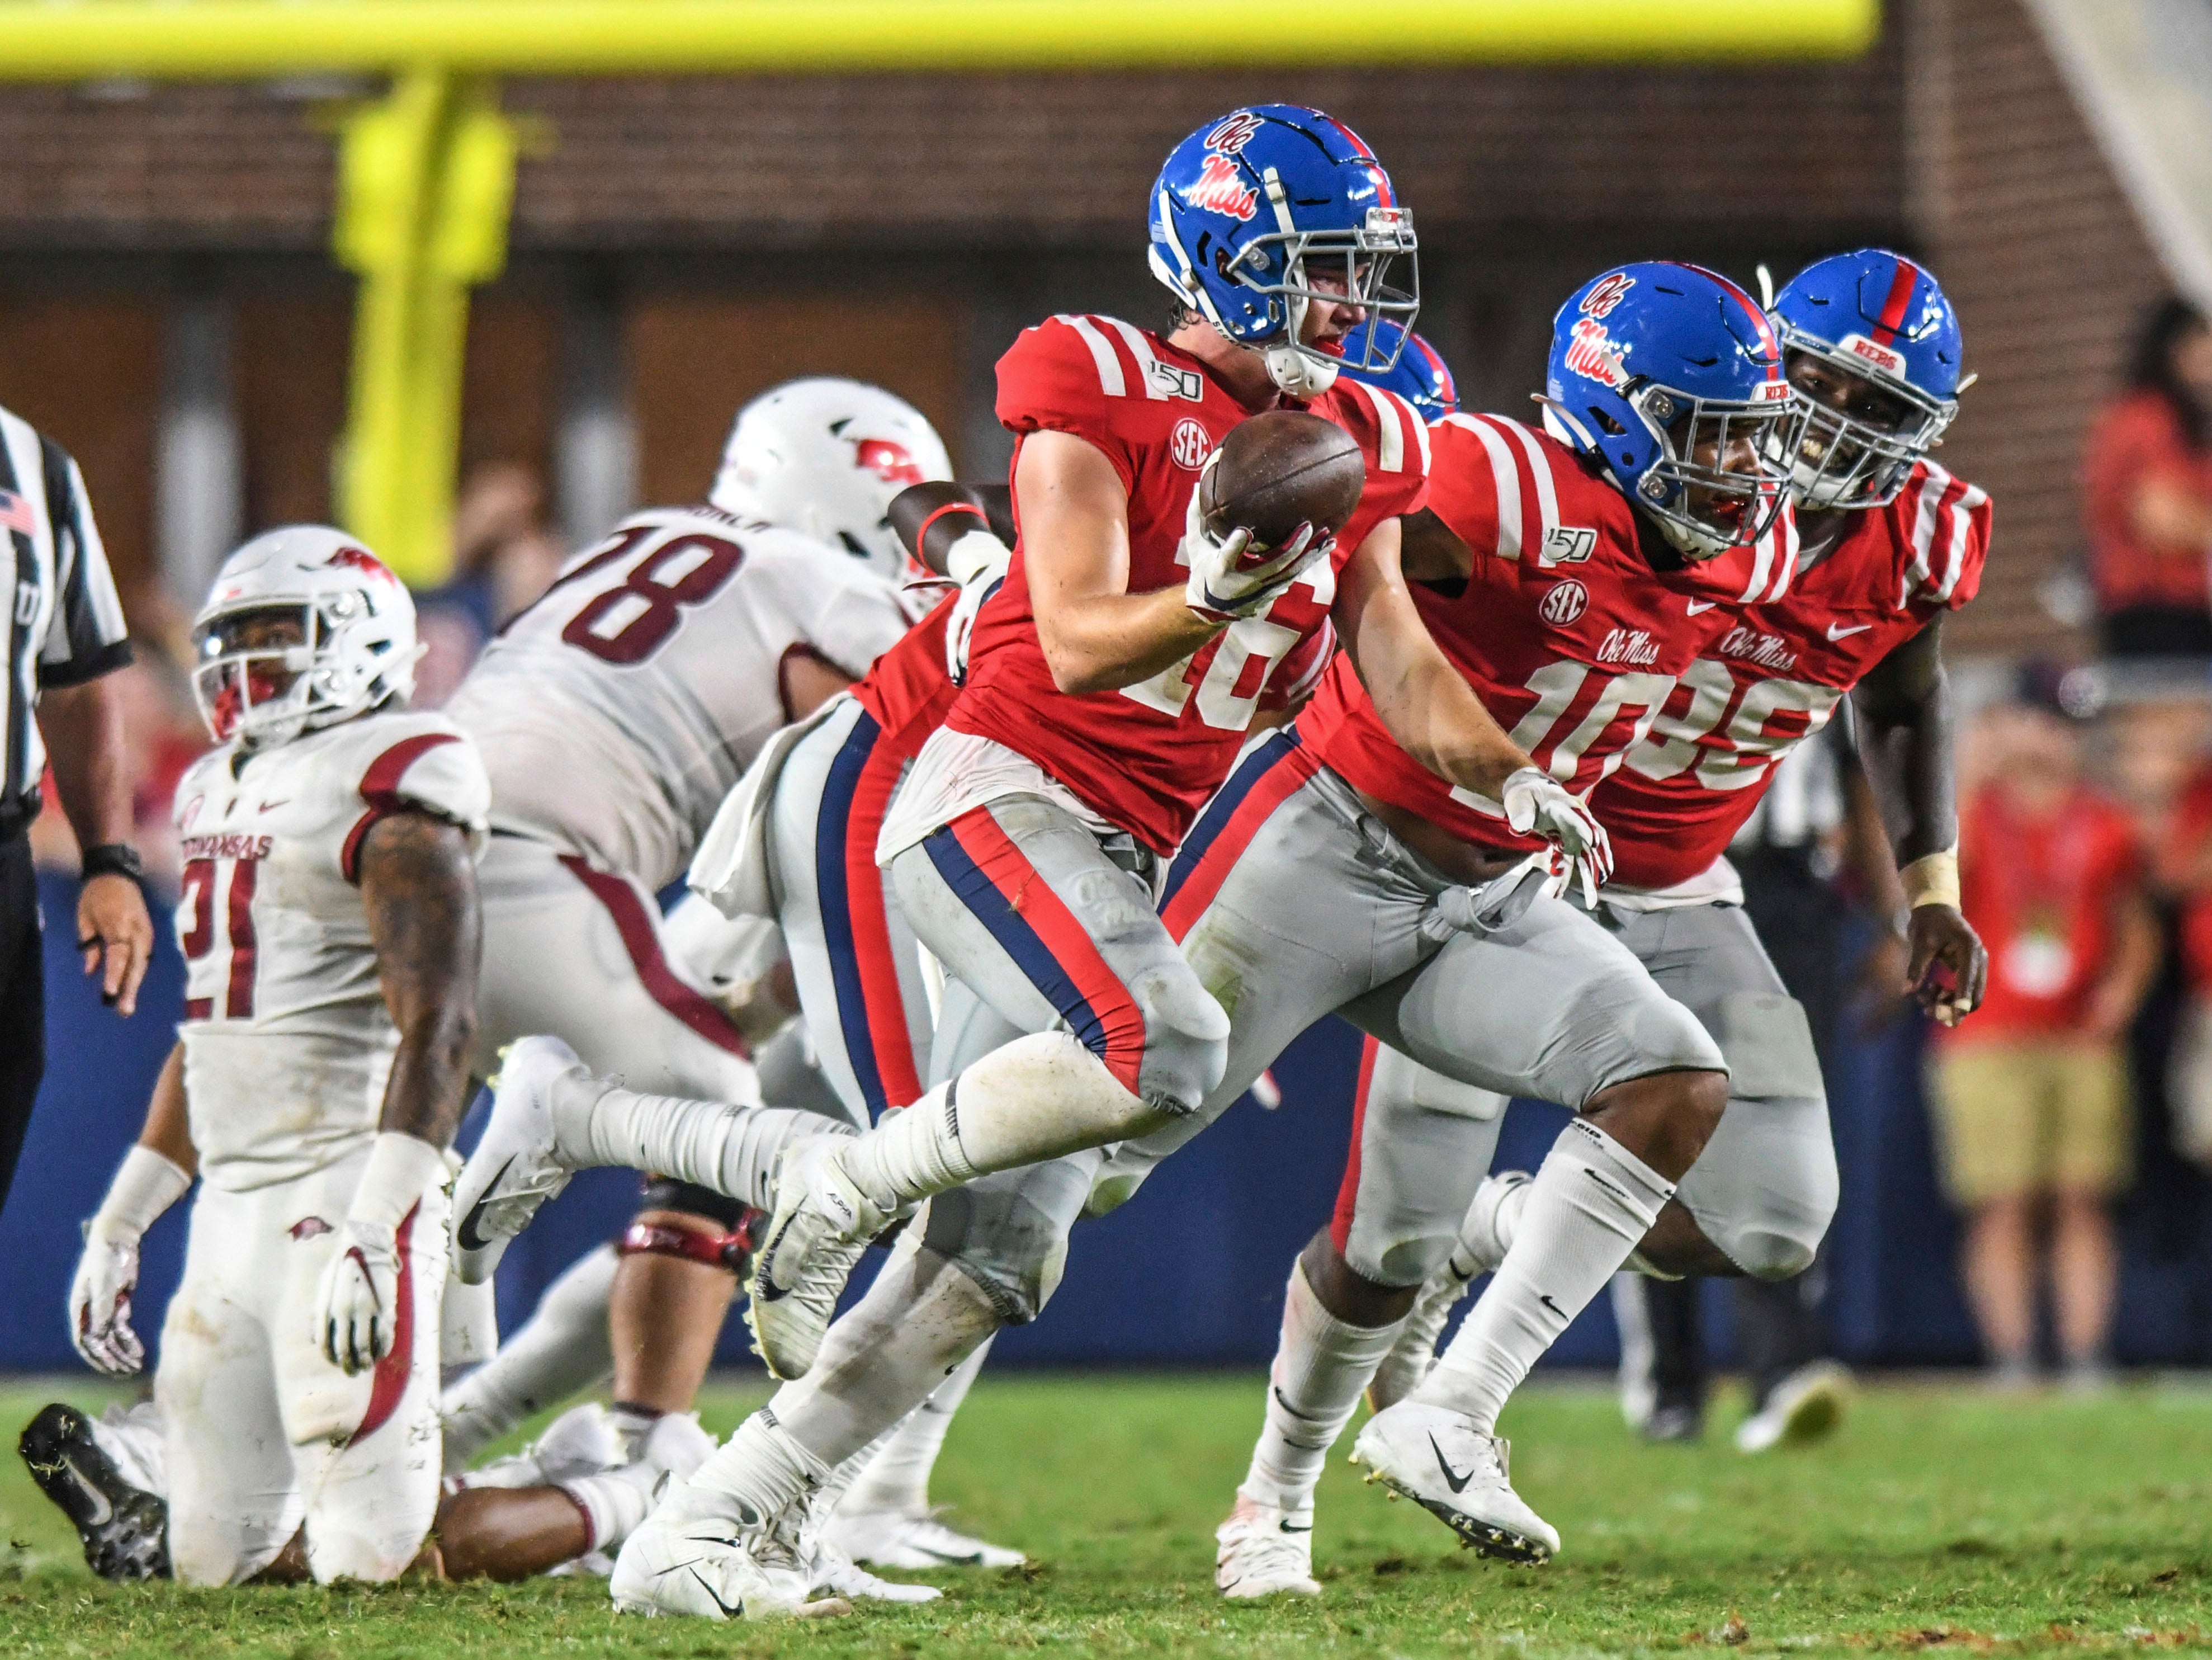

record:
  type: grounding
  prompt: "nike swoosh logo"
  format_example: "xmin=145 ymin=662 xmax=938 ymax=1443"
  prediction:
xmin=1826 ymin=622 xmax=1872 ymax=639
xmin=257 ymin=799 xmax=290 ymax=813
xmin=1278 ymin=1520 xmax=1313 ymax=1534
xmin=1429 ymin=1433 xmax=1475 ymax=1494
xmin=688 ymin=1563 xmax=744 ymax=1618
xmin=68 ymin=1458 xmax=114 ymax=1527
xmin=1686 ymin=600 xmax=1716 ymax=615
xmin=455 ymin=1157 xmax=517 ymax=1251
xmin=1538 ymin=1294 xmax=1565 ymax=1319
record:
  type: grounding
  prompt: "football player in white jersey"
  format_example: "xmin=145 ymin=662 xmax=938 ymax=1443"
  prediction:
xmin=62 ymin=527 xmax=488 ymax=1585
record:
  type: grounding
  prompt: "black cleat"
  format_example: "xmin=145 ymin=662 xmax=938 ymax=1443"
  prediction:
xmin=18 ymin=1403 xmax=170 ymax=1581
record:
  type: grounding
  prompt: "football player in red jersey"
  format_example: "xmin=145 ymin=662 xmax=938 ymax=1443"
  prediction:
xmin=562 ymin=105 xmax=1604 ymax=1621
xmin=1224 ymin=251 xmax=1994 ymax=1586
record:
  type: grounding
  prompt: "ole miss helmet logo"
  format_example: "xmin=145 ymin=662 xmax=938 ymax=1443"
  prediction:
xmin=1562 ymin=319 xmax=1630 ymax=390
xmin=1539 ymin=579 xmax=1589 ymax=626
xmin=1183 ymin=155 xmax=1258 ymax=223
xmin=1578 ymin=272 xmax=1636 ymax=319
xmin=1204 ymin=112 xmax=1265 ymax=155
xmin=1170 ymin=418 xmax=1212 ymax=470
xmin=854 ymin=438 xmax=925 ymax=486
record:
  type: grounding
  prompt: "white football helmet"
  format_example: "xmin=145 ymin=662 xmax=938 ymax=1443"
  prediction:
xmin=189 ymin=525 xmax=423 ymax=748
xmin=708 ymin=377 xmax=953 ymax=579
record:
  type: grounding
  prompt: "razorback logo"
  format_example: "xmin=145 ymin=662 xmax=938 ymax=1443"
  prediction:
xmin=1839 ymin=333 xmax=1907 ymax=377
xmin=1205 ymin=112 xmax=1265 ymax=155
xmin=1183 ymin=154 xmax=1258 ymax=222
xmin=1562 ymin=318 xmax=1630 ymax=390
xmin=854 ymin=438 xmax=925 ymax=487
xmin=323 ymin=545 xmax=394 ymax=583
xmin=1579 ymin=273 xmax=1636 ymax=319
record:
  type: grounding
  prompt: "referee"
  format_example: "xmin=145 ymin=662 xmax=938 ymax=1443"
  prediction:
xmin=1 ymin=401 xmax=153 ymax=1211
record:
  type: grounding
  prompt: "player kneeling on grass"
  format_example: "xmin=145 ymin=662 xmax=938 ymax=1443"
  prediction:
xmin=29 ymin=529 xmax=711 ymax=1586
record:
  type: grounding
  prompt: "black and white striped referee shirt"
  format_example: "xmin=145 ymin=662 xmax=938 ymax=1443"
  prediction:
xmin=0 ymin=404 xmax=131 ymax=832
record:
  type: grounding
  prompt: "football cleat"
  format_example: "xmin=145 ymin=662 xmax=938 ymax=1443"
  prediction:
xmin=451 ymin=1036 xmax=594 ymax=1284
xmin=1368 ymin=1171 xmax=1532 ymax=1413
xmin=744 ymin=1135 xmax=893 ymax=1380
xmin=1214 ymin=1494 xmax=1320 ymax=1598
xmin=1733 ymin=1360 xmax=1851 ymax=1454
xmin=804 ymin=1530 xmax=942 ymax=1604
xmin=1349 ymin=1402 xmax=1558 ymax=1564
xmin=611 ymin=1488 xmax=845 ymax=1621
xmin=824 ymin=1507 xmax=1026 ymax=1571
xmin=18 ymin=1403 xmax=171 ymax=1582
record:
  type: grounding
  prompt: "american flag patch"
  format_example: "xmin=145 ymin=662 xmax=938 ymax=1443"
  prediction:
xmin=0 ymin=492 xmax=32 ymax=535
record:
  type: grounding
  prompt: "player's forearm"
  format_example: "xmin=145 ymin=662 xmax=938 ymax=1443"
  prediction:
xmin=1037 ymin=586 xmax=1225 ymax=695
xmin=139 ymin=1043 xmax=197 ymax=1177
xmin=1852 ymin=626 xmax=1958 ymax=866
xmin=1367 ymin=646 xmax=1529 ymax=801
xmin=360 ymin=812 xmax=481 ymax=1149
xmin=35 ymin=677 xmax=135 ymax=850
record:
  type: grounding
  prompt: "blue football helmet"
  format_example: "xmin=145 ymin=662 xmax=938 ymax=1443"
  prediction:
xmin=1540 ymin=262 xmax=1801 ymax=559
xmin=1337 ymin=320 xmax=1459 ymax=419
xmin=1148 ymin=105 xmax=1419 ymax=399
xmin=1770 ymin=248 xmax=1963 ymax=509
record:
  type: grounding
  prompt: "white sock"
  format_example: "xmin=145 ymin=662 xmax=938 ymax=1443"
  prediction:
xmin=1241 ymin=1260 xmax=1406 ymax=1517
xmin=562 ymin=1084 xmax=843 ymax=1211
xmin=609 ymin=1403 xmax=662 ymax=1465
xmin=672 ymin=1411 xmax=833 ymax=1529
xmin=771 ymin=1239 xmax=1005 ymax=1470
xmin=439 ymin=1244 xmax=617 ymax=1471
xmin=1412 ymin=1119 xmax=1674 ymax=1435
xmin=561 ymin=1459 xmax=663 ymax=1552
xmin=840 ymin=1334 xmax=994 ymax=1517
xmin=841 ymin=1032 xmax=1160 ymax=1210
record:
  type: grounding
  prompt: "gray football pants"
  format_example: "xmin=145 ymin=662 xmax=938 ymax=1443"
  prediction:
xmin=913 ymin=735 xmax=1726 ymax=1322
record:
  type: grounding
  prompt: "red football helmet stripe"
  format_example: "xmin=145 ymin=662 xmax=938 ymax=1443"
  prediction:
xmin=1871 ymin=256 xmax=1921 ymax=347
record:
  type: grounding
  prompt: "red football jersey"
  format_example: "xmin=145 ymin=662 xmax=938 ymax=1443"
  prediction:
xmin=1592 ymin=458 xmax=1991 ymax=887
xmin=1301 ymin=412 xmax=1769 ymax=861
xmin=851 ymin=594 xmax=957 ymax=761
xmin=949 ymin=313 xmax=1430 ymax=853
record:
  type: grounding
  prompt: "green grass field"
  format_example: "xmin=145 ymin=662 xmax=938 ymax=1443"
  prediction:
xmin=2 ymin=1373 xmax=2209 ymax=1657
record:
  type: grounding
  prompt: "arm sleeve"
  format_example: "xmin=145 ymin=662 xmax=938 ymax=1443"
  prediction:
xmin=36 ymin=438 xmax=132 ymax=688
xmin=339 ymin=724 xmax=491 ymax=883
xmin=994 ymin=318 xmax=1139 ymax=493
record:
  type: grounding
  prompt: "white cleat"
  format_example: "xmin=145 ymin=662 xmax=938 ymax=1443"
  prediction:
xmin=452 ymin=1036 xmax=595 ymax=1284
xmin=745 ymin=1134 xmax=894 ymax=1380
xmin=1349 ymin=1401 xmax=1559 ymax=1564
xmin=825 ymin=1507 xmax=1026 ymax=1570
xmin=805 ymin=1531 xmax=943 ymax=1603
xmin=1368 ymin=1171 xmax=1532 ymax=1413
xmin=1214 ymin=1494 xmax=1320 ymax=1598
xmin=452 ymin=1402 xmax=622 ymax=1490
xmin=1733 ymin=1360 xmax=1851 ymax=1454
xmin=611 ymin=1492 xmax=847 ymax=1621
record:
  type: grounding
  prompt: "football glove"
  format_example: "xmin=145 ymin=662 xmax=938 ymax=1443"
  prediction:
xmin=70 ymin=1145 xmax=190 ymax=1378
xmin=941 ymin=530 xmax=1010 ymax=687
xmin=1179 ymin=457 xmax=1335 ymax=625
xmin=313 ymin=1132 xmax=446 ymax=1375
xmin=1500 ymin=767 xmax=1614 ymax=907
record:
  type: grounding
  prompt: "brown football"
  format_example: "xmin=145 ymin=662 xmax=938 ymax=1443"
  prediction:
xmin=1199 ymin=410 xmax=1366 ymax=547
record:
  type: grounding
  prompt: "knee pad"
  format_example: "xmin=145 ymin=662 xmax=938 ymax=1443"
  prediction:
xmin=636 ymin=1176 xmax=751 ymax=1230
xmin=1677 ymin=1090 xmax=1840 ymax=1281
xmin=1128 ymin=962 xmax=1230 ymax=1118
xmin=922 ymin=1159 xmax=1095 ymax=1324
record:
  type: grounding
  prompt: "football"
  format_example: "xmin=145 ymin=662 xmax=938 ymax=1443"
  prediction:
xmin=1199 ymin=409 xmax=1367 ymax=548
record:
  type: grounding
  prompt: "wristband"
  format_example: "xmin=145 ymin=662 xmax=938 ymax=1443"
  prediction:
xmin=347 ymin=1133 xmax=450 ymax=1233
xmin=88 ymin=1145 xmax=191 ymax=1242
xmin=944 ymin=528 xmax=1010 ymax=587
xmin=81 ymin=843 xmax=144 ymax=884
xmin=1899 ymin=847 xmax=1960 ymax=911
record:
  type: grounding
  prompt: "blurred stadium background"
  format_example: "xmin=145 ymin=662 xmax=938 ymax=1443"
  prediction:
xmin=7 ymin=0 xmax=2212 ymax=1387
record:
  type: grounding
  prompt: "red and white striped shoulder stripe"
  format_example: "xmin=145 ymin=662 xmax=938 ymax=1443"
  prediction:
xmin=1436 ymin=411 xmax=1560 ymax=563
xmin=1334 ymin=379 xmax=1430 ymax=478
xmin=1899 ymin=461 xmax=1989 ymax=609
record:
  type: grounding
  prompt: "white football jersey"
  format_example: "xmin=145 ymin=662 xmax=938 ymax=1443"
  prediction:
xmin=442 ymin=506 xmax=913 ymax=891
xmin=171 ymin=709 xmax=490 ymax=1191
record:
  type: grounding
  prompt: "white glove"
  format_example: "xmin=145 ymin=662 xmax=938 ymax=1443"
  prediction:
xmin=941 ymin=530 xmax=1009 ymax=687
xmin=314 ymin=1132 xmax=447 ymax=1375
xmin=70 ymin=1145 xmax=190 ymax=1378
xmin=1179 ymin=458 xmax=1335 ymax=624
xmin=1500 ymin=766 xmax=1615 ymax=906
